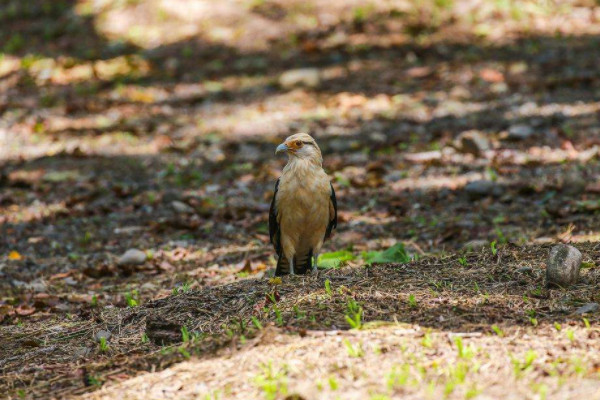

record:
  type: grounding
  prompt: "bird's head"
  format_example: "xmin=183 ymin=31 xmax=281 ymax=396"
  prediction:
xmin=275 ymin=133 xmax=322 ymax=165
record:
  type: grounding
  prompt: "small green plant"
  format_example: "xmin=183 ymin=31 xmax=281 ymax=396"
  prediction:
xmin=181 ymin=326 xmax=190 ymax=343
xmin=251 ymin=316 xmax=263 ymax=330
xmin=421 ymin=331 xmax=433 ymax=348
xmin=512 ymin=350 xmax=537 ymax=378
xmin=141 ymin=333 xmax=149 ymax=343
xmin=454 ymin=336 xmax=475 ymax=359
xmin=253 ymin=362 xmax=288 ymax=400
xmin=293 ymin=305 xmax=305 ymax=319
xmin=80 ymin=231 xmax=93 ymax=246
xmin=386 ymin=364 xmax=411 ymax=389
xmin=408 ymin=294 xmax=417 ymax=308
xmin=343 ymin=338 xmax=364 ymax=358
xmin=86 ymin=374 xmax=102 ymax=387
xmin=583 ymin=317 xmax=591 ymax=329
xmin=178 ymin=346 xmax=191 ymax=359
xmin=318 ymin=250 xmax=356 ymax=269
xmin=531 ymin=382 xmax=548 ymax=400
xmin=345 ymin=299 xmax=363 ymax=329
xmin=324 ymin=279 xmax=332 ymax=297
xmin=458 ymin=256 xmax=468 ymax=266
xmin=363 ymin=243 xmax=411 ymax=265
xmin=565 ymin=329 xmax=575 ymax=343
xmin=125 ymin=290 xmax=139 ymax=307
xmin=273 ymin=306 xmax=283 ymax=326
xmin=91 ymin=294 xmax=98 ymax=307
xmin=490 ymin=240 xmax=498 ymax=256
xmin=491 ymin=325 xmax=504 ymax=337
xmin=328 ymin=376 xmax=339 ymax=390
xmin=99 ymin=337 xmax=108 ymax=352
xmin=554 ymin=322 xmax=562 ymax=331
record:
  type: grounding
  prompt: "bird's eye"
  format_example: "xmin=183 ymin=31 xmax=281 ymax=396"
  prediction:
xmin=295 ymin=140 xmax=303 ymax=147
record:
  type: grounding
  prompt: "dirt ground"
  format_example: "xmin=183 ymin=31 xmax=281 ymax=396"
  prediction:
xmin=2 ymin=1 xmax=600 ymax=399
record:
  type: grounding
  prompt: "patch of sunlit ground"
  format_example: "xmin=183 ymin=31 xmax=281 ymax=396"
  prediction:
xmin=77 ymin=0 xmax=600 ymax=51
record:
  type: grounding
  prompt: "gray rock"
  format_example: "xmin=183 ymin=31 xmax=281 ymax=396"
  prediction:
xmin=117 ymin=249 xmax=147 ymax=266
xmin=94 ymin=330 xmax=111 ymax=343
xmin=279 ymin=68 xmax=321 ymax=89
xmin=63 ymin=277 xmax=77 ymax=286
xmin=507 ymin=124 xmax=534 ymax=140
xmin=26 ymin=278 xmax=47 ymax=292
xmin=546 ymin=244 xmax=582 ymax=288
xmin=171 ymin=200 xmax=194 ymax=214
xmin=464 ymin=180 xmax=501 ymax=199
xmin=456 ymin=131 xmax=490 ymax=156
xmin=575 ymin=303 xmax=599 ymax=315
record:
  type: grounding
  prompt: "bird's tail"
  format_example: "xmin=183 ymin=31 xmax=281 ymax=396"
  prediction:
xmin=275 ymin=249 xmax=313 ymax=276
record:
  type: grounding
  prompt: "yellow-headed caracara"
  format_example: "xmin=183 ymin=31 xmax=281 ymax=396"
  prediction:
xmin=269 ymin=133 xmax=337 ymax=276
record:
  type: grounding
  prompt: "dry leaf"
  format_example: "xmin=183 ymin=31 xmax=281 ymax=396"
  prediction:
xmin=15 ymin=304 xmax=36 ymax=316
xmin=8 ymin=250 xmax=22 ymax=260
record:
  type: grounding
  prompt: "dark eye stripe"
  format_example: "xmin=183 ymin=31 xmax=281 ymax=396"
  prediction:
xmin=301 ymin=141 xmax=314 ymax=146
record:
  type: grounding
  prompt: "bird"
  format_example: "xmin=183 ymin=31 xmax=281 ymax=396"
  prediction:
xmin=269 ymin=133 xmax=337 ymax=276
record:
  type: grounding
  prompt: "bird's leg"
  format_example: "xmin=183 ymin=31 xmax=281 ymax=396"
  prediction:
xmin=288 ymin=257 xmax=295 ymax=275
xmin=312 ymin=252 xmax=319 ymax=273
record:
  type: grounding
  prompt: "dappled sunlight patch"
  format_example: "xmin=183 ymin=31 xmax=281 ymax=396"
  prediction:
xmin=0 ymin=200 xmax=68 ymax=224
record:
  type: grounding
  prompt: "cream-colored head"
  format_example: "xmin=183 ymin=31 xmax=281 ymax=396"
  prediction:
xmin=275 ymin=133 xmax=322 ymax=165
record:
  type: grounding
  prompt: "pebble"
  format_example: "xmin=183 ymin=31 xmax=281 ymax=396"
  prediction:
xmin=546 ymin=244 xmax=582 ymax=288
xmin=63 ymin=277 xmax=78 ymax=286
xmin=507 ymin=124 xmax=534 ymax=140
xmin=141 ymin=282 xmax=158 ymax=291
xmin=462 ymin=240 xmax=489 ymax=250
xmin=94 ymin=330 xmax=111 ymax=343
xmin=575 ymin=303 xmax=599 ymax=315
xmin=279 ymin=68 xmax=321 ymax=89
xmin=456 ymin=130 xmax=491 ymax=156
xmin=117 ymin=249 xmax=147 ymax=266
xmin=171 ymin=200 xmax=195 ymax=214
xmin=464 ymin=180 xmax=502 ymax=199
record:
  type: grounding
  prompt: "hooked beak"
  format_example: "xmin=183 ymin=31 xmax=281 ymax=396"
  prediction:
xmin=275 ymin=143 xmax=288 ymax=155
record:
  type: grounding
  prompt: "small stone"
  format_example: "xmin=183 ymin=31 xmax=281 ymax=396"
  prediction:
xmin=464 ymin=180 xmax=501 ymax=199
xmin=507 ymin=124 xmax=534 ymax=140
xmin=74 ymin=347 xmax=91 ymax=358
xmin=279 ymin=68 xmax=320 ymax=89
xmin=26 ymin=278 xmax=47 ymax=292
xmin=369 ymin=132 xmax=387 ymax=143
xmin=94 ymin=330 xmax=111 ymax=343
xmin=575 ymin=303 xmax=599 ymax=315
xmin=456 ymin=130 xmax=491 ymax=157
xmin=63 ymin=277 xmax=77 ymax=286
xmin=462 ymin=240 xmax=489 ymax=251
xmin=117 ymin=249 xmax=147 ymax=266
xmin=171 ymin=200 xmax=194 ymax=214
xmin=546 ymin=244 xmax=582 ymax=288
xmin=140 ymin=282 xmax=157 ymax=291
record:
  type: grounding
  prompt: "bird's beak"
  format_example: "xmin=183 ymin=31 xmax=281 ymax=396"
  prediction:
xmin=275 ymin=143 xmax=288 ymax=155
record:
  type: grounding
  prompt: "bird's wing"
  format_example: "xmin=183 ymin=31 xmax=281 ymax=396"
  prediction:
xmin=269 ymin=178 xmax=281 ymax=254
xmin=325 ymin=182 xmax=337 ymax=240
